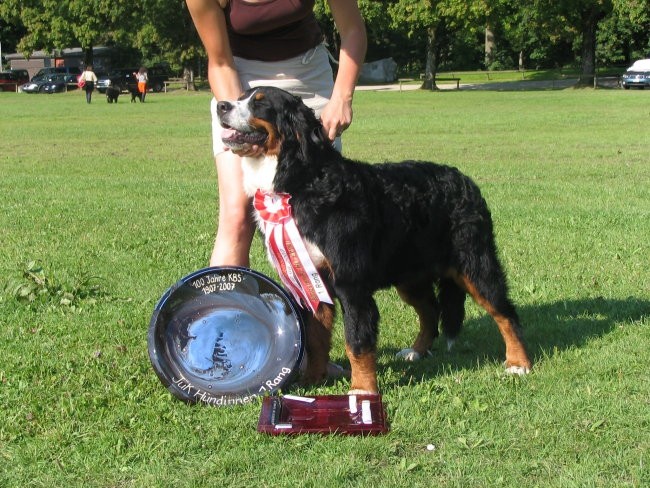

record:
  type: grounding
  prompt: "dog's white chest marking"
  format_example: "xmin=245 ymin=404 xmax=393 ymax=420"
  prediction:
xmin=241 ymin=154 xmax=278 ymax=198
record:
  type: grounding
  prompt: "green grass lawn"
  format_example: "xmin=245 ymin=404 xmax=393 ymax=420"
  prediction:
xmin=1 ymin=86 xmax=648 ymax=487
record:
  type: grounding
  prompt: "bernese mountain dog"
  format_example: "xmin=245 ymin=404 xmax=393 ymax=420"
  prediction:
xmin=105 ymin=86 xmax=120 ymax=103
xmin=217 ymin=86 xmax=532 ymax=394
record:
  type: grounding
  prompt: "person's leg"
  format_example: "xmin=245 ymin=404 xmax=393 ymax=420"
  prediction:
xmin=209 ymin=150 xmax=256 ymax=267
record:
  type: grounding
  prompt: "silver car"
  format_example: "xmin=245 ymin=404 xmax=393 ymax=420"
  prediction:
xmin=621 ymin=59 xmax=650 ymax=89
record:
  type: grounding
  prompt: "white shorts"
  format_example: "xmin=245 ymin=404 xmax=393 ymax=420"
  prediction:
xmin=211 ymin=43 xmax=340 ymax=155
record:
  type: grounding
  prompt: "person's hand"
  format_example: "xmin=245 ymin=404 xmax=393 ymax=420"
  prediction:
xmin=320 ymin=94 xmax=353 ymax=142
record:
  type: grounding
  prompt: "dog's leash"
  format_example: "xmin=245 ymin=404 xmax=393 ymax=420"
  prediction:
xmin=254 ymin=190 xmax=333 ymax=313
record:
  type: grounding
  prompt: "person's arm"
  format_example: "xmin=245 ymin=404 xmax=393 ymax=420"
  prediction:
xmin=186 ymin=0 xmax=242 ymax=101
xmin=321 ymin=0 xmax=367 ymax=141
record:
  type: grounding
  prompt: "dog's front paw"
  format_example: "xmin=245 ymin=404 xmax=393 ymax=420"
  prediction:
xmin=395 ymin=348 xmax=430 ymax=362
xmin=505 ymin=365 xmax=530 ymax=375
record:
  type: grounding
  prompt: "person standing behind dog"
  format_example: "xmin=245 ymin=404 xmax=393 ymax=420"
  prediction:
xmin=186 ymin=0 xmax=367 ymax=268
xmin=79 ymin=65 xmax=98 ymax=104
xmin=134 ymin=67 xmax=148 ymax=102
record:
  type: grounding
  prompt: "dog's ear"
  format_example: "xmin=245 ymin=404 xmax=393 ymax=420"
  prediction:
xmin=276 ymin=96 xmax=308 ymax=138
xmin=275 ymin=93 xmax=328 ymax=160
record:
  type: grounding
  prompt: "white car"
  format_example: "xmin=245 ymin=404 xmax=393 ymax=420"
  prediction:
xmin=621 ymin=59 xmax=650 ymax=89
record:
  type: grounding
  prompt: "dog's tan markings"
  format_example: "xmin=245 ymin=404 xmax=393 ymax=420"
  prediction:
xmin=345 ymin=344 xmax=378 ymax=394
xmin=249 ymin=117 xmax=281 ymax=156
xmin=396 ymin=285 xmax=439 ymax=356
xmin=450 ymin=271 xmax=532 ymax=371
xmin=300 ymin=303 xmax=335 ymax=385
xmin=254 ymin=92 xmax=265 ymax=101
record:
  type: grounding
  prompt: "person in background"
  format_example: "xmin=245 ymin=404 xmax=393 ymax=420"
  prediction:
xmin=186 ymin=0 xmax=367 ymax=268
xmin=79 ymin=65 xmax=98 ymax=103
xmin=134 ymin=67 xmax=148 ymax=102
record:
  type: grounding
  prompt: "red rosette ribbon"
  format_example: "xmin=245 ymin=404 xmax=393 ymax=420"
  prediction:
xmin=253 ymin=189 xmax=333 ymax=313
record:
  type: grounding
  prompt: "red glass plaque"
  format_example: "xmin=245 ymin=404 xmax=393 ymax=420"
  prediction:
xmin=257 ymin=394 xmax=389 ymax=435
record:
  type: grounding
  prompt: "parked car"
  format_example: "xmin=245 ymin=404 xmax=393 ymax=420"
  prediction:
xmin=42 ymin=74 xmax=79 ymax=93
xmin=20 ymin=74 xmax=74 ymax=93
xmin=147 ymin=66 xmax=172 ymax=92
xmin=31 ymin=66 xmax=82 ymax=82
xmin=97 ymin=65 xmax=171 ymax=93
xmin=0 ymin=70 xmax=30 ymax=91
xmin=621 ymin=59 xmax=650 ymax=89
xmin=97 ymin=67 xmax=137 ymax=93
xmin=21 ymin=76 xmax=57 ymax=93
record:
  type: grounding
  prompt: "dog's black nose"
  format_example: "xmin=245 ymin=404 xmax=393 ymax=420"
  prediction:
xmin=216 ymin=101 xmax=233 ymax=116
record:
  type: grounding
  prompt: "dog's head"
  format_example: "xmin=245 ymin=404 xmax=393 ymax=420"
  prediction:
xmin=217 ymin=86 xmax=328 ymax=156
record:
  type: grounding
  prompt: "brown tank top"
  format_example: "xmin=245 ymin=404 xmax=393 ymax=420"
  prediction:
xmin=226 ymin=0 xmax=323 ymax=61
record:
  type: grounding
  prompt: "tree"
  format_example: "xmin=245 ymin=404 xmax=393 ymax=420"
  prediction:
xmin=388 ymin=0 xmax=478 ymax=89
xmin=129 ymin=0 xmax=203 ymax=82
xmin=575 ymin=0 xmax=613 ymax=85
xmin=0 ymin=9 xmax=27 ymax=66
xmin=605 ymin=0 xmax=650 ymax=63
xmin=0 ymin=0 xmax=201 ymax=77
xmin=529 ymin=0 xmax=613 ymax=85
xmin=1 ymin=0 xmax=140 ymax=66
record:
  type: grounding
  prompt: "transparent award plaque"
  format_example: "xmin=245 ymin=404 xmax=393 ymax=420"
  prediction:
xmin=257 ymin=394 xmax=389 ymax=435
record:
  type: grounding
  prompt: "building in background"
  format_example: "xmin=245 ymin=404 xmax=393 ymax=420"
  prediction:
xmin=6 ymin=46 xmax=114 ymax=80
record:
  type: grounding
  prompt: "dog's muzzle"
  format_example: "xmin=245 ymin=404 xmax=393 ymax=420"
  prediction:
xmin=217 ymin=99 xmax=268 ymax=149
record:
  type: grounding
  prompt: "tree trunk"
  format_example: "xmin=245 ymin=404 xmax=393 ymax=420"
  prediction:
xmin=83 ymin=46 xmax=94 ymax=68
xmin=485 ymin=25 xmax=496 ymax=69
xmin=576 ymin=5 xmax=609 ymax=86
xmin=183 ymin=66 xmax=197 ymax=91
xmin=421 ymin=25 xmax=438 ymax=90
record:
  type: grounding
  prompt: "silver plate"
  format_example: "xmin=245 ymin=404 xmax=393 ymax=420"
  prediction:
xmin=148 ymin=267 xmax=304 ymax=406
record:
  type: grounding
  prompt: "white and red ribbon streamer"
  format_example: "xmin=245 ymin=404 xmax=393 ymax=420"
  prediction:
xmin=253 ymin=190 xmax=333 ymax=313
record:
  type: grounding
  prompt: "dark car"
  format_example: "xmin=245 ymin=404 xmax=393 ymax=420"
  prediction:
xmin=20 ymin=73 xmax=76 ymax=94
xmin=31 ymin=66 xmax=82 ymax=82
xmin=97 ymin=66 xmax=171 ymax=93
xmin=0 ymin=70 xmax=30 ymax=92
xmin=21 ymin=76 xmax=56 ymax=93
xmin=42 ymin=74 xmax=79 ymax=93
xmin=146 ymin=66 xmax=172 ymax=92
xmin=621 ymin=59 xmax=650 ymax=89
xmin=97 ymin=67 xmax=137 ymax=93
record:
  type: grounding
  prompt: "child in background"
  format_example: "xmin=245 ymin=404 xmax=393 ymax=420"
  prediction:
xmin=134 ymin=67 xmax=148 ymax=102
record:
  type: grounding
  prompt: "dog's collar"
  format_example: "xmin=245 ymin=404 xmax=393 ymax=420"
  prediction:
xmin=310 ymin=127 xmax=325 ymax=145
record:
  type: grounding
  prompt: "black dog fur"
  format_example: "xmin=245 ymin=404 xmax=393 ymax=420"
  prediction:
xmin=217 ymin=86 xmax=532 ymax=393
xmin=105 ymin=86 xmax=120 ymax=103
xmin=128 ymin=84 xmax=143 ymax=103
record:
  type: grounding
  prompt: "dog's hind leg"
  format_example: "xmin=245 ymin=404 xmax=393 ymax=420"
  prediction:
xmin=449 ymin=263 xmax=532 ymax=374
xmin=395 ymin=281 xmax=439 ymax=361
xmin=438 ymin=277 xmax=467 ymax=351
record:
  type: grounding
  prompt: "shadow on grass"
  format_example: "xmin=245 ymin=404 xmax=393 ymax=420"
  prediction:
xmin=437 ymin=78 xmax=621 ymax=92
xmin=375 ymin=296 xmax=649 ymax=388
